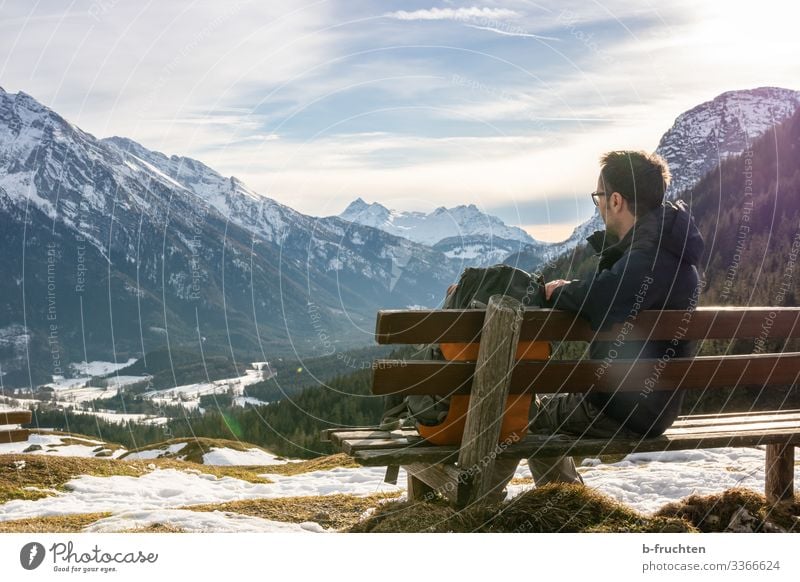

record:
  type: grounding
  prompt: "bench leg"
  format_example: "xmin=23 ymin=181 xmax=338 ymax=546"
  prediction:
xmin=765 ymin=442 xmax=795 ymax=504
xmin=406 ymin=470 xmax=436 ymax=502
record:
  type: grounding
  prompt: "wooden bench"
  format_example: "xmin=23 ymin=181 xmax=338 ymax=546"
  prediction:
xmin=322 ymin=297 xmax=800 ymax=508
xmin=0 ymin=410 xmax=32 ymax=444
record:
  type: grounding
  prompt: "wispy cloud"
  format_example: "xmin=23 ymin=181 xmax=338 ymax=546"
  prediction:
xmin=383 ymin=7 xmax=518 ymax=22
xmin=463 ymin=23 xmax=560 ymax=41
xmin=2 ymin=0 xmax=798 ymax=243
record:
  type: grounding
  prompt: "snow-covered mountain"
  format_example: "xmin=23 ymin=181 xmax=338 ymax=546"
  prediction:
xmin=337 ymin=198 xmax=562 ymax=268
xmin=0 ymin=87 xmax=463 ymax=384
xmin=339 ymin=197 xmax=538 ymax=246
xmin=658 ymin=86 xmax=800 ymax=198
xmin=557 ymin=86 xmax=800 ymax=251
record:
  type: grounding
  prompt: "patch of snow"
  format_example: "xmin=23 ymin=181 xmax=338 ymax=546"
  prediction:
xmin=260 ymin=466 xmax=406 ymax=497
xmin=0 ymin=433 xmax=126 ymax=458
xmin=233 ymin=396 xmax=270 ymax=407
xmin=123 ymin=442 xmax=188 ymax=460
xmin=71 ymin=410 xmax=168 ymax=426
xmin=69 ymin=358 xmax=137 ymax=377
xmin=202 ymin=447 xmax=287 ymax=466
xmin=83 ymin=509 xmax=326 ymax=533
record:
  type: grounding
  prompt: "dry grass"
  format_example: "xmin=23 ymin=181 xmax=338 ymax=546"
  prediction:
xmin=117 ymin=523 xmax=188 ymax=533
xmin=183 ymin=491 xmax=403 ymax=530
xmin=654 ymin=487 xmax=800 ymax=532
xmin=119 ymin=436 xmax=275 ymax=464
xmin=0 ymin=512 xmax=112 ymax=533
xmin=254 ymin=453 xmax=360 ymax=476
xmin=0 ymin=452 xmax=273 ymax=505
xmin=349 ymin=483 xmax=696 ymax=533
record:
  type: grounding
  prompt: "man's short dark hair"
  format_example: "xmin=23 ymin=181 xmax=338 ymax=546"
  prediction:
xmin=599 ymin=150 xmax=671 ymax=216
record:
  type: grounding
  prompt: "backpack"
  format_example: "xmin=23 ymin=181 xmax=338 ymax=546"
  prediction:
xmin=380 ymin=263 xmax=550 ymax=445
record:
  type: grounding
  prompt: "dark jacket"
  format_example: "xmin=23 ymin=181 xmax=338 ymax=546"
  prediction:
xmin=547 ymin=200 xmax=705 ymax=437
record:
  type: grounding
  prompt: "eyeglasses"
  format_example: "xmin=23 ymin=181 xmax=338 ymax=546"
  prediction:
xmin=590 ymin=191 xmax=606 ymax=206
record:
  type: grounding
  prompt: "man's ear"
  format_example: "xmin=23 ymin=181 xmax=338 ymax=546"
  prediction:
xmin=612 ymin=191 xmax=632 ymax=215
xmin=609 ymin=191 xmax=623 ymax=212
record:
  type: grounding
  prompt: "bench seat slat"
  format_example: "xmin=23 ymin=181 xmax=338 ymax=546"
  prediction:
xmin=671 ymin=411 xmax=800 ymax=429
xmin=0 ymin=429 xmax=30 ymax=444
xmin=0 ymin=411 xmax=32 ymax=425
xmin=341 ymin=437 xmax=425 ymax=455
xmin=323 ymin=411 xmax=800 ymax=439
xmin=674 ymin=408 xmax=800 ymax=421
xmin=348 ymin=430 xmax=800 ymax=466
xmin=326 ymin=410 xmax=800 ymax=464
xmin=372 ymin=352 xmax=800 ymax=396
xmin=329 ymin=430 xmax=420 ymax=447
xmin=666 ymin=419 xmax=800 ymax=435
xmin=335 ymin=420 xmax=800 ymax=449
xmin=376 ymin=307 xmax=800 ymax=344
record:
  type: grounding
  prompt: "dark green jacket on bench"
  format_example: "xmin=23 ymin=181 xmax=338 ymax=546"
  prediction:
xmin=547 ymin=200 xmax=706 ymax=437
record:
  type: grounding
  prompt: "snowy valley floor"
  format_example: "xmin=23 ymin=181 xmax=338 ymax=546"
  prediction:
xmin=1 ymin=433 xmax=798 ymax=533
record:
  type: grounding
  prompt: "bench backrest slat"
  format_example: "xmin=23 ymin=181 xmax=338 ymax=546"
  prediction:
xmin=372 ymin=352 xmax=800 ymax=396
xmin=0 ymin=410 xmax=32 ymax=425
xmin=375 ymin=307 xmax=800 ymax=344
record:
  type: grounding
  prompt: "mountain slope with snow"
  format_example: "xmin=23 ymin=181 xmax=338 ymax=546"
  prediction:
xmin=0 ymin=88 xmax=464 ymax=383
xmin=339 ymin=197 xmax=537 ymax=246
xmin=1 ymin=432 xmax=796 ymax=532
xmin=557 ymin=86 xmax=800 ymax=250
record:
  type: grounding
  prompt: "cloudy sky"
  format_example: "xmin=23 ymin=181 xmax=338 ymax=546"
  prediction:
xmin=1 ymin=0 xmax=797 ymax=241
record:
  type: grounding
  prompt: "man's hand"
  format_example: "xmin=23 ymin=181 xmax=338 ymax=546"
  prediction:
xmin=545 ymin=279 xmax=570 ymax=301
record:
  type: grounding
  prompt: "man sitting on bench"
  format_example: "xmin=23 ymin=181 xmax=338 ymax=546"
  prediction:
xmin=490 ymin=150 xmax=706 ymax=498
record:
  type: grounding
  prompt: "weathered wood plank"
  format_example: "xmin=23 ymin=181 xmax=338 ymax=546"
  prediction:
xmin=457 ymin=295 xmax=523 ymax=505
xmin=676 ymin=409 xmax=800 ymax=421
xmin=329 ymin=412 xmax=800 ymax=453
xmin=329 ymin=430 xmax=392 ymax=446
xmin=673 ymin=411 xmax=800 ymax=427
xmin=0 ymin=411 xmax=32 ymax=425
xmin=341 ymin=437 xmax=425 ymax=454
xmin=405 ymin=463 xmax=464 ymax=505
xmin=371 ymin=352 xmax=800 ymax=396
xmin=765 ymin=442 xmax=795 ymax=504
xmin=320 ymin=425 xmax=385 ymax=442
xmin=0 ymin=429 xmax=30 ymax=444
xmin=407 ymin=471 xmax=436 ymax=502
xmin=342 ymin=424 xmax=800 ymax=453
xmin=376 ymin=307 xmax=800 ymax=344
xmin=384 ymin=465 xmax=400 ymax=485
xmin=666 ymin=420 xmax=800 ymax=435
xmin=350 ymin=430 xmax=800 ymax=466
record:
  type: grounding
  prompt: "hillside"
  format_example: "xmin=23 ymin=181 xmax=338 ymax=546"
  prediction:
xmin=0 ymin=88 xmax=465 ymax=386
xmin=0 ymin=430 xmax=797 ymax=532
xmin=542 ymin=105 xmax=800 ymax=316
